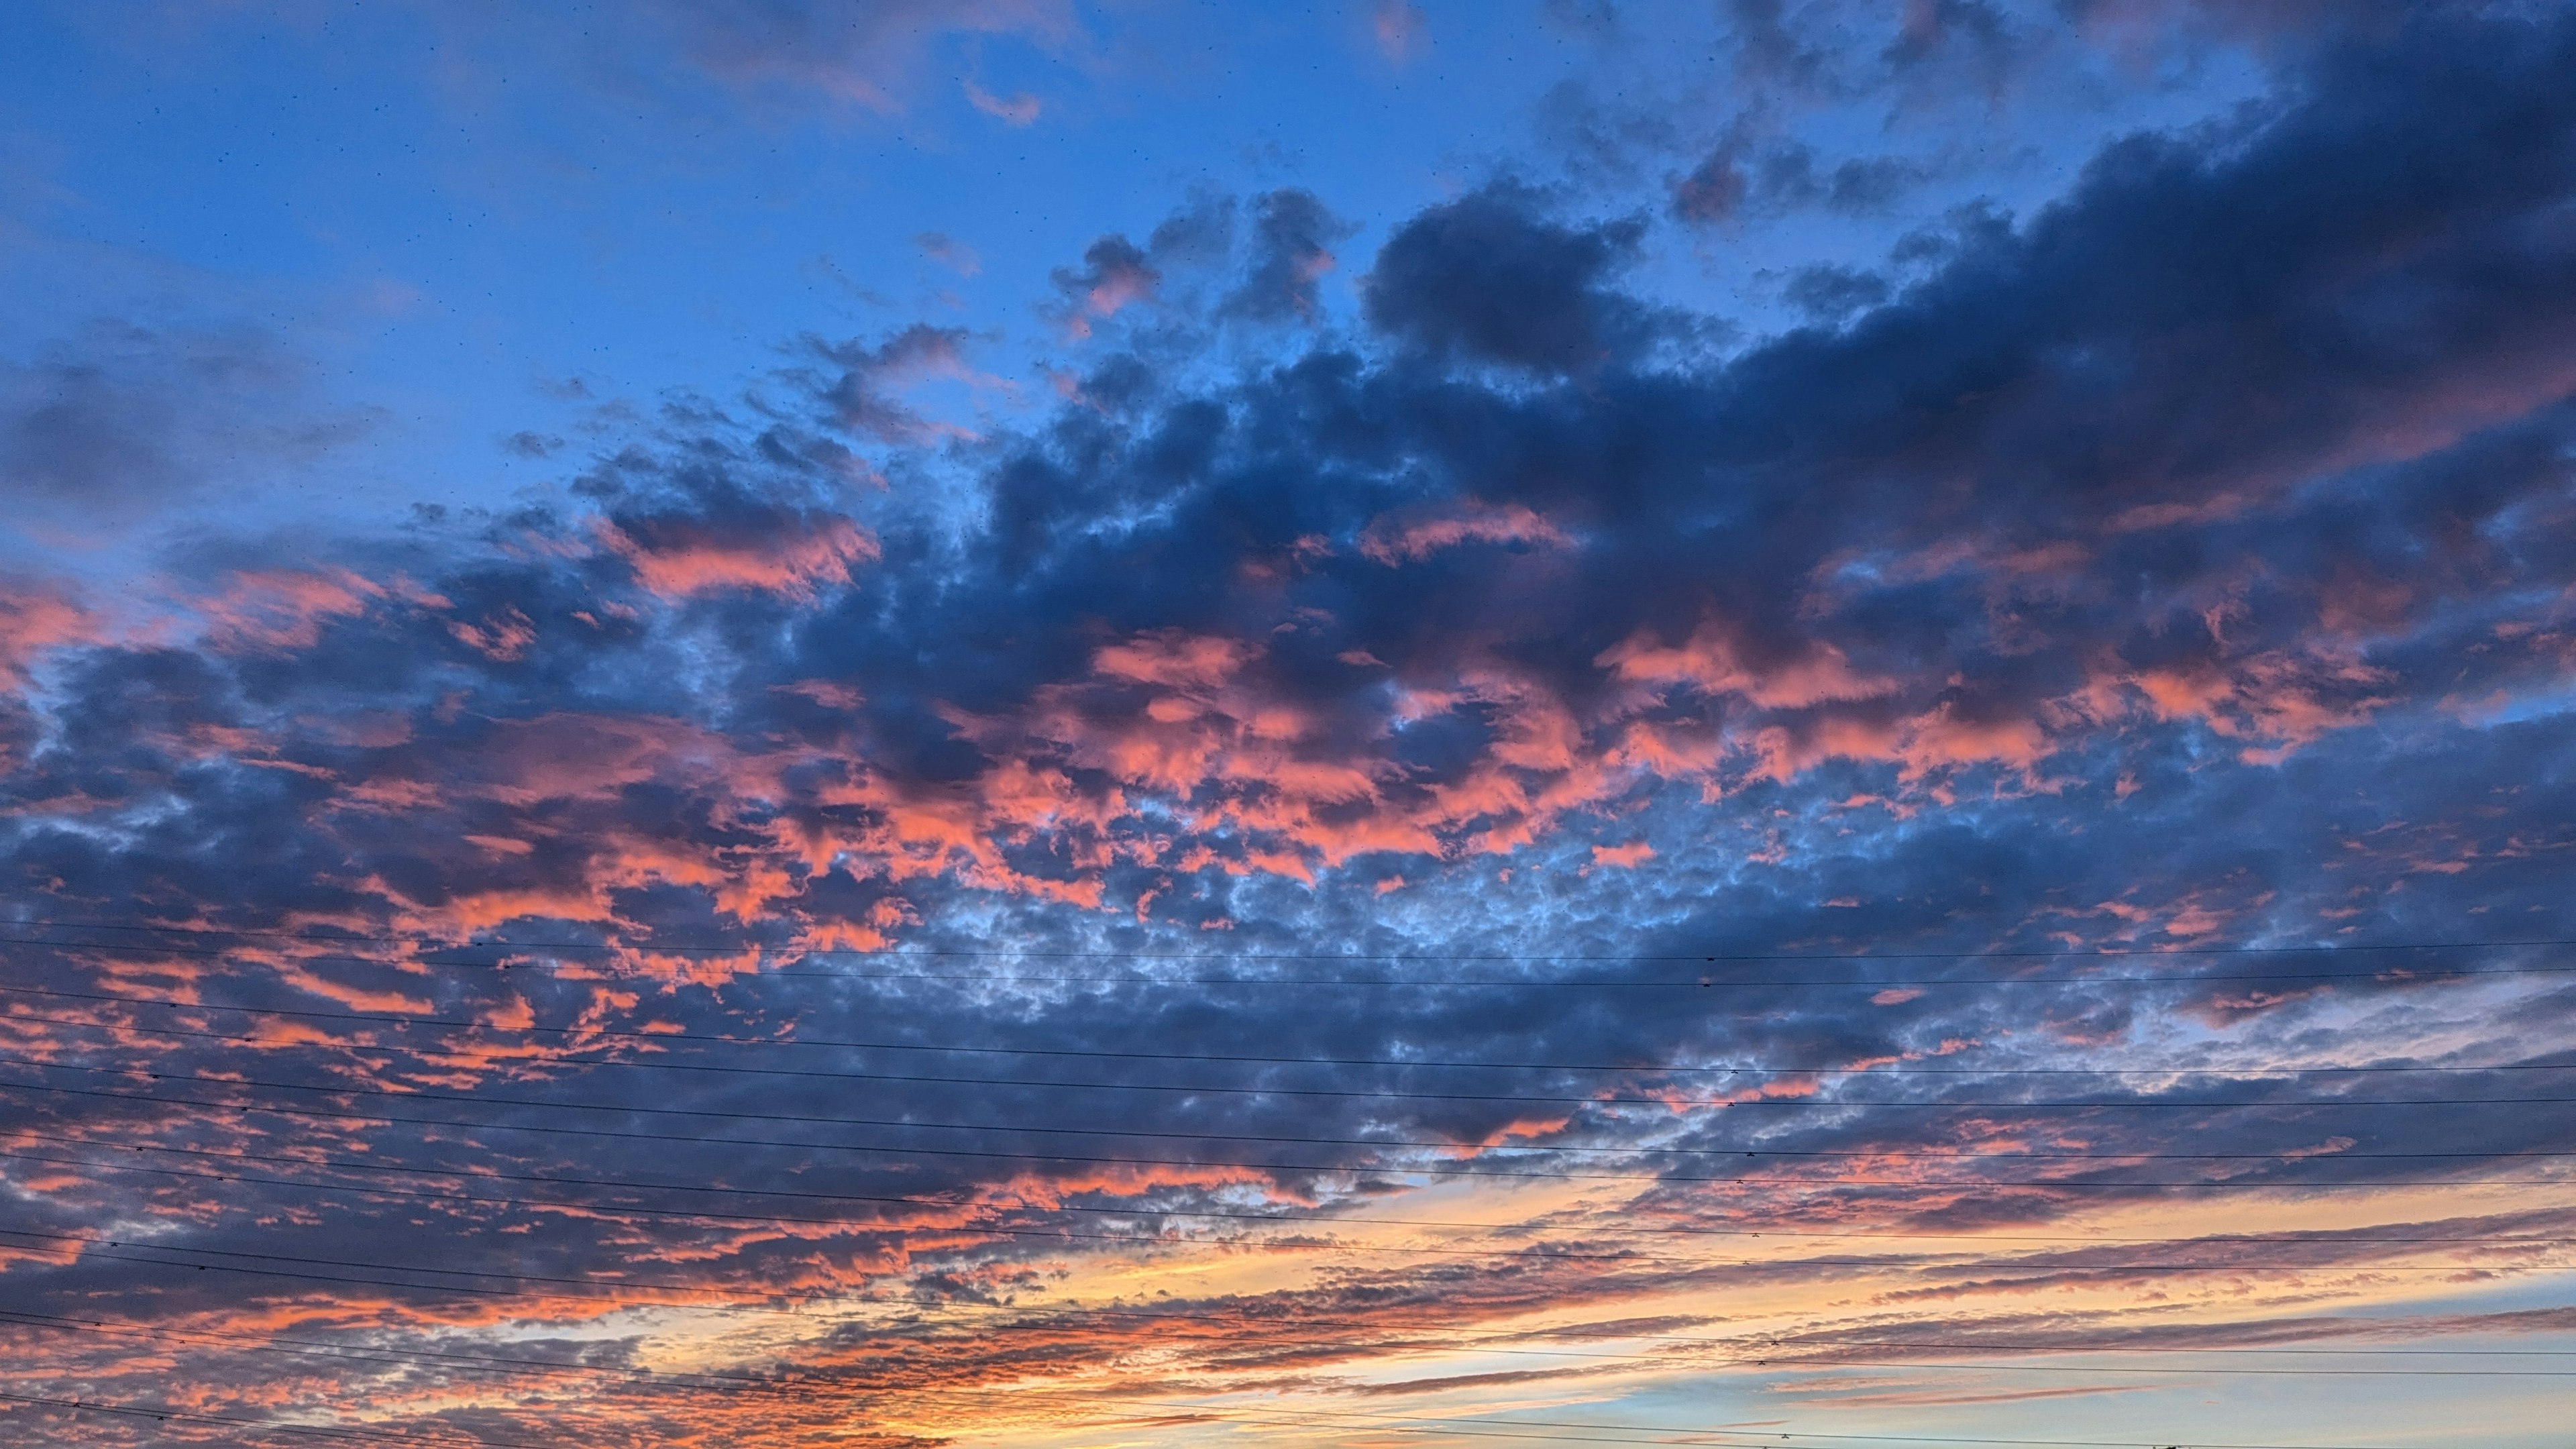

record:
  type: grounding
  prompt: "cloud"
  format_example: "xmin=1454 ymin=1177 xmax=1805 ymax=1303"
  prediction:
xmin=0 ymin=321 xmax=376 ymax=527
xmin=1224 ymin=189 xmax=1356 ymax=323
xmin=815 ymin=324 xmax=996 ymax=443
xmin=914 ymin=231 xmax=983 ymax=277
xmin=6 ymin=9 xmax=2576 ymax=1445
xmin=1049 ymin=237 xmax=1161 ymax=340
xmin=621 ymin=0 xmax=1079 ymax=115
xmin=961 ymin=78 xmax=1042 ymax=125
xmin=1364 ymin=183 xmax=1654 ymax=370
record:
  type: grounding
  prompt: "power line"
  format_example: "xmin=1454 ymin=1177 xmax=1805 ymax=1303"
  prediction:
xmin=7 ymin=932 xmax=2573 ymax=987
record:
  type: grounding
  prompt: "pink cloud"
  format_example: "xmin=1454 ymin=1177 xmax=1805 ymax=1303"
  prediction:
xmin=1599 ymin=621 xmax=1895 ymax=709
xmin=597 ymin=516 xmax=880 ymax=602
xmin=0 ymin=582 xmax=93 ymax=680
xmin=1358 ymin=499 xmax=1571 ymax=564
xmin=197 ymin=567 xmax=445 ymax=651
xmin=1590 ymin=840 xmax=1654 ymax=869
xmin=962 ymin=78 xmax=1041 ymax=125
xmin=1092 ymin=629 xmax=1259 ymax=689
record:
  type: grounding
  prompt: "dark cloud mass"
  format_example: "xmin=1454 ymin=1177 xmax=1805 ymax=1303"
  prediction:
xmin=4 ymin=5 xmax=2576 ymax=1447
xmin=1365 ymin=182 xmax=1654 ymax=370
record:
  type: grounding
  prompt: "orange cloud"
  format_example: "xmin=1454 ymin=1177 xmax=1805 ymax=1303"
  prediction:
xmin=598 ymin=516 xmax=880 ymax=602
xmin=1600 ymin=621 xmax=1895 ymax=709
xmin=1358 ymin=499 xmax=1571 ymax=564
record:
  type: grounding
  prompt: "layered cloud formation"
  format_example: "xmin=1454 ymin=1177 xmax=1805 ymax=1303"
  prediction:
xmin=2 ymin=4 xmax=2575 ymax=1448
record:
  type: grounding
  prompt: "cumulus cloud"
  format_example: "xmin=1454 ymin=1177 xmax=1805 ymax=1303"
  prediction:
xmin=1224 ymin=189 xmax=1356 ymax=323
xmin=1365 ymin=183 xmax=1656 ymax=370
xmin=5 ymin=8 xmax=2576 ymax=1444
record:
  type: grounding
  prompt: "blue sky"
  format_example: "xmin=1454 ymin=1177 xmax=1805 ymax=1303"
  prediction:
xmin=3 ymin=1 xmax=2266 ymax=559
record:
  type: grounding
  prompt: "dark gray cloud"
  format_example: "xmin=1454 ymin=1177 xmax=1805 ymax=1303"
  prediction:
xmin=1224 ymin=189 xmax=1355 ymax=323
xmin=1365 ymin=183 xmax=1653 ymax=370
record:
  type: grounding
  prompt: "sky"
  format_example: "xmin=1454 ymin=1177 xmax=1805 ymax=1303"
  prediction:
xmin=1 ymin=1 xmax=2573 ymax=1446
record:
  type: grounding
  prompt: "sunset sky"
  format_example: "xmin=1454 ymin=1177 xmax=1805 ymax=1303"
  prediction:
xmin=2 ymin=2 xmax=2574 ymax=1446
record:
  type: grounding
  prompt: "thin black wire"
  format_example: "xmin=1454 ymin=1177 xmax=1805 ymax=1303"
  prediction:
xmin=9 ymin=991 xmax=2566 ymax=1081
xmin=13 ymin=1065 xmax=2576 ymax=1170
xmin=7 ymin=932 xmax=2574 ymax=987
